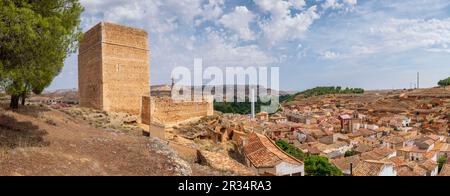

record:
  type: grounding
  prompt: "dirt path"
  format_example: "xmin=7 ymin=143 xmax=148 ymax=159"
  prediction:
xmin=0 ymin=105 xmax=190 ymax=176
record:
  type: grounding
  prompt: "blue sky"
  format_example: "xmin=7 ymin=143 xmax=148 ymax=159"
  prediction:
xmin=48 ymin=0 xmax=450 ymax=91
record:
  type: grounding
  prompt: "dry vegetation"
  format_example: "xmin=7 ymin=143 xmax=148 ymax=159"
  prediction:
xmin=0 ymin=103 xmax=192 ymax=176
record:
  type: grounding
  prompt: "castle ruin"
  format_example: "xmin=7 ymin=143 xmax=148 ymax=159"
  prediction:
xmin=78 ymin=22 xmax=150 ymax=115
xmin=79 ymin=22 xmax=213 ymax=140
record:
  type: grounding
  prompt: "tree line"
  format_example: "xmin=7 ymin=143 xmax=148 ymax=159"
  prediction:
xmin=281 ymin=86 xmax=365 ymax=103
xmin=438 ymin=77 xmax=450 ymax=87
xmin=0 ymin=0 xmax=83 ymax=109
xmin=214 ymin=96 xmax=279 ymax=115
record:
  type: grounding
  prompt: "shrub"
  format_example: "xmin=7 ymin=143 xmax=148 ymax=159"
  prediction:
xmin=276 ymin=139 xmax=305 ymax=161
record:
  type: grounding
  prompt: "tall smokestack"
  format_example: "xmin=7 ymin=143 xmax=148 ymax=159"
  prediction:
xmin=417 ymin=72 xmax=420 ymax=89
xmin=251 ymin=88 xmax=256 ymax=119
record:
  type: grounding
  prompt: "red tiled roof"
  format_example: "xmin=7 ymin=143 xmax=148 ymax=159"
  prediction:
xmin=389 ymin=157 xmax=407 ymax=167
xmin=361 ymin=147 xmax=395 ymax=161
xmin=331 ymin=156 xmax=361 ymax=172
xmin=420 ymin=159 xmax=437 ymax=172
xmin=244 ymin=133 xmax=303 ymax=168
xmin=398 ymin=146 xmax=426 ymax=153
xmin=439 ymin=164 xmax=450 ymax=176
xmin=353 ymin=160 xmax=393 ymax=176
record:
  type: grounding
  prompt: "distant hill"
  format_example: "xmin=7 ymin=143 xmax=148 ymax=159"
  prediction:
xmin=151 ymin=84 xmax=291 ymax=97
xmin=41 ymin=89 xmax=78 ymax=100
xmin=282 ymin=86 xmax=365 ymax=103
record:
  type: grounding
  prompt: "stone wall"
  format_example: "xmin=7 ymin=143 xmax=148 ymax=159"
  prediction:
xmin=141 ymin=96 xmax=151 ymax=125
xmin=78 ymin=24 xmax=103 ymax=110
xmin=78 ymin=22 xmax=150 ymax=115
xmin=142 ymin=96 xmax=214 ymax=126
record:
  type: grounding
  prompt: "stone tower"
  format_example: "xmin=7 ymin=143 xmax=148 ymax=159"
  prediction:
xmin=78 ymin=22 xmax=150 ymax=115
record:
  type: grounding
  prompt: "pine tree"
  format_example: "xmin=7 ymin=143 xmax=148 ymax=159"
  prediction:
xmin=0 ymin=0 xmax=83 ymax=109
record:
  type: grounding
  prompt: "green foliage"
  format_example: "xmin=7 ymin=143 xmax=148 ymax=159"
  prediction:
xmin=274 ymin=138 xmax=343 ymax=176
xmin=279 ymin=94 xmax=296 ymax=103
xmin=300 ymin=86 xmax=364 ymax=98
xmin=438 ymin=156 xmax=448 ymax=173
xmin=0 ymin=0 xmax=83 ymax=108
xmin=276 ymin=140 xmax=305 ymax=161
xmin=280 ymin=93 xmax=301 ymax=103
xmin=214 ymin=96 xmax=279 ymax=115
xmin=438 ymin=77 xmax=450 ymax=87
xmin=304 ymin=155 xmax=343 ymax=176
xmin=344 ymin=150 xmax=356 ymax=157
xmin=281 ymin=86 xmax=364 ymax=103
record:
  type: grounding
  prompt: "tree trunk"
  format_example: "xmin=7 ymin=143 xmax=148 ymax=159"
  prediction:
xmin=21 ymin=92 xmax=26 ymax=105
xmin=10 ymin=94 xmax=20 ymax=109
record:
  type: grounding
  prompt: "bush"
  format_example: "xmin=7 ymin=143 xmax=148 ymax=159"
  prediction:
xmin=276 ymin=139 xmax=305 ymax=161
xmin=214 ymin=96 xmax=278 ymax=115
xmin=438 ymin=156 xmax=448 ymax=172
xmin=345 ymin=150 xmax=356 ymax=157
xmin=305 ymin=155 xmax=343 ymax=176
xmin=438 ymin=77 xmax=450 ymax=86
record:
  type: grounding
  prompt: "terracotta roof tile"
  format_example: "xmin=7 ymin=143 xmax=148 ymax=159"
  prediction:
xmin=353 ymin=160 xmax=393 ymax=176
xmin=244 ymin=133 xmax=303 ymax=168
xmin=361 ymin=147 xmax=395 ymax=161
xmin=420 ymin=159 xmax=437 ymax=172
xmin=331 ymin=156 xmax=361 ymax=172
xmin=439 ymin=164 xmax=450 ymax=176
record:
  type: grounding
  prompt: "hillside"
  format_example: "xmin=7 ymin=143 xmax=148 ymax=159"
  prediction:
xmin=282 ymin=86 xmax=365 ymax=103
xmin=0 ymin=104 xmax=192 ymax=176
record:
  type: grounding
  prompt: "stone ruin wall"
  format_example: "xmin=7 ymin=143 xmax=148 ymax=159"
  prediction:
xmin=142 ymin=96 xmax=214 ymax=126
xmin=78 ymin=22 xmax=150 ymax=115
xmin=141 ymin=96 xmax=151 ymax=125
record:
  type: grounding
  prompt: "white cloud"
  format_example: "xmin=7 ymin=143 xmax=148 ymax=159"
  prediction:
xmin=343 ymin=0 xmax=357 ymax=6
xmin=369 ymin=18 xmax=450 ymax=54
xmin=219 ymin=6 xmax=256 ymax=41
xmin=321 ymin=0 xmax=357 ymax=12
xmin=309 ymin=15 xmax=450 ymax=60
xmin=195 ymin=0 xmax=226 ymax=25
xmin=201 ymin=30 xmax=276 ymax=67
xmin=255 ymin=0 xmax=320 ymax=46
xmin=289 ymin=0 xmax=307 ymax=10
xmin=322 ymin=0 xmax=343 ymax=10
xmin=79 ymin=0 xmax=278 ymax=70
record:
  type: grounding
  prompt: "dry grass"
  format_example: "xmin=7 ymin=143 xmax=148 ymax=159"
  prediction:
xmin=0 ymin=104 xmax=195 ymax=176
xmin=0 ymin=147 xmax=8 ymax=160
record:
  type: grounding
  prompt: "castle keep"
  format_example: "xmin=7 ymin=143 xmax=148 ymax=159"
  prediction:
xmin=79 ymin=22 xmax=213 ymax=140
xmin=78 ymin=22 xmax=150 ymax=115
